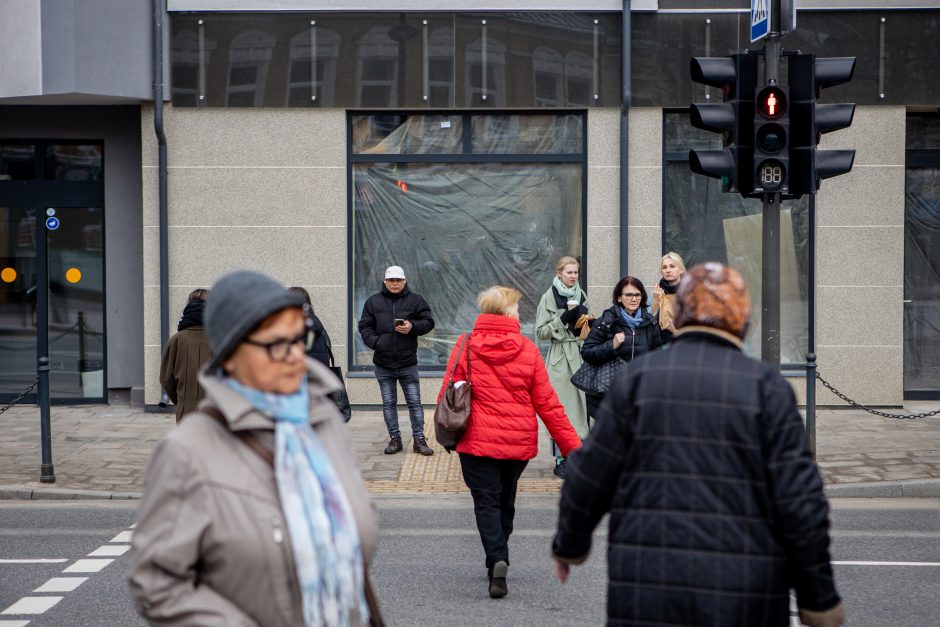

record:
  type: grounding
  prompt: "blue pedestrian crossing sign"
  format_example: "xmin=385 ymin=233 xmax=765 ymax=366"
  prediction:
xmin=45 ymin=216 xmax=60 ymax=230
xmin=751 ymin=0 xmax=770 ymax=42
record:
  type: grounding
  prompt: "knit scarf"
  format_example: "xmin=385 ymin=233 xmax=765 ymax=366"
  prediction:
xmin=618 ymin=306 xmax=644 ymax=329
xmin=552 ymin=276 xmax=582 ymax=303
xmin=658 ymin=277 xmax=679 ymax=295
xmin=224 ymin=377 xmax=368 ymax=627
xmin=177 ymin=300 xmax=205 ymax=331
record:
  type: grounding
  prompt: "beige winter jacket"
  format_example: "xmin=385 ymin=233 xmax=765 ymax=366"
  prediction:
xmin=128 ymin=360 xmax=378 ymax=626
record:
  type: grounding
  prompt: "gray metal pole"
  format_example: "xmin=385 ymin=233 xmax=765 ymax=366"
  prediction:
xmin=37 ymin=219 xmax=55 ymax=483
xmin=761 ymin=22 xmax=782 ymax=368
xmin=154 ymin=0 xmax=171 ymax=407
xmin=806 ymin=352 xmax=817 ymax=457
xmin=619 ymin=0 xmax=632 ymax=278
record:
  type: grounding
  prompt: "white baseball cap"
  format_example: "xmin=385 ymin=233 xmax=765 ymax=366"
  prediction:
xmin=384 ymin=265 xmax=406 ymax=280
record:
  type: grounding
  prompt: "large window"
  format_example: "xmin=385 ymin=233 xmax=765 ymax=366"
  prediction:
xmin=350 ymin=113 xmax=586 ymax=370
xmin=662 ymin=112 xmax=810 ymax=366
xmin=904 ymin=114 xmax=940 ymax=398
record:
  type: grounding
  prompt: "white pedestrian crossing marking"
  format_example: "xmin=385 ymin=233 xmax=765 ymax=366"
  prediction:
xmin=62 ymin=559 xmax=113 ymax=573
xmin=1 ymin=596 xmax=63 ymax=615
xmin=833 ymin=560 xmax=940 ymax=566
xmin=0 ymin=620 xmax=30 ymax=626
xmin=87 ymin=545 xmax=130 ymax=557
xmin=109 ymin=531 xmax=133 ymax=543
xmin=33 ymin=577 xmax=88 ymax=593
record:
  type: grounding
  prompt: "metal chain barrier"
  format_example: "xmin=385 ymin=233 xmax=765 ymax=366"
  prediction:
xmin=816 ymin=372 xmax=940 ymax=420
xmin=0 ymin=377 xmax=39 ymax=416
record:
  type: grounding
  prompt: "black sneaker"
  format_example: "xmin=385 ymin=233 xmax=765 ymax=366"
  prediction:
xmin=488 ymin=561 xmax=508 ymax=598
xmin=384 ymin=435 xmax=403 ymax=455
xmin=553 ymin=459 xmax=567 ymax=479
xmin=413 ymin=436 xmax=434 ymax=456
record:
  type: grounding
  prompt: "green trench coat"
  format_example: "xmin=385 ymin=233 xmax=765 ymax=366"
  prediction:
xmin=535 ymin=288 xmax=589 ymax=438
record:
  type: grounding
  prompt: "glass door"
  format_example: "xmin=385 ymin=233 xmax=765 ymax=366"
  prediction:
xmin=0 ymin=207 xmax=38 ymax=400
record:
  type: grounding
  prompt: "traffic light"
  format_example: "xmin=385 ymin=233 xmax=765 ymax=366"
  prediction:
xmin=788 ymin=54 xmax=856 ymax=197
xmin=753 ymin=84 xmax=789 ymax=195
xmin=689 ymin=54 xmax=759 ymax=196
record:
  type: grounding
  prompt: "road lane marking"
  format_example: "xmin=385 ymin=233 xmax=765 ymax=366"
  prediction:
xmin=833 ymin=561 xmax=940 ymax=566
xmin=1 ymin=596 xmax=63 ymax=614
xmin=0 ymin=621 xmax=30 ymax=626
xmin=109 ymin=531 xmax=133 ymax=543
xmin=33 ymin=577 xmax=88 ymax=593
xmin=62 ymin=559 xmax=113 ymax=573
xmin=87 ymin=545 xmax=130 ymax=557
xmin=0 ymin=559 xmax=68 ymax=564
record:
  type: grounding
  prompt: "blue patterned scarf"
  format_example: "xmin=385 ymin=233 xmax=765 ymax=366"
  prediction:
xmin=619 ymin=305 xmax=645 ymax=329
xmin=225 ymin=377 xmax=368 ymax=626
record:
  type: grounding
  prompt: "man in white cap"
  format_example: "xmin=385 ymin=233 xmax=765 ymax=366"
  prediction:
xmin=358 ymin=265 xmax=436 ymax=456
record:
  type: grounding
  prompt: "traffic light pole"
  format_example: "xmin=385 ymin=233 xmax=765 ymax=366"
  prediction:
xmin=761 ymin=32 xmax=782 ymax=369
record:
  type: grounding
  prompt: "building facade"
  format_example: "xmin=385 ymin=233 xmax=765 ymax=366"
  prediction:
xmin=1 ymin=0 xmax=938 ymax=409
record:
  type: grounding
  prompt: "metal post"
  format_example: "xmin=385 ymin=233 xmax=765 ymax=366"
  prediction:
xmin=37 ymin=219 xmax=55 ymax=483
xmin=806 ymin=352 xmax=817 ymax=457
xmin=620 ymin=0 xmax=632 ymax=278
xmin=77 ymin=310 xmax=86 ymax=383
xmin=761 ymin=21 xmax=782 ymax=368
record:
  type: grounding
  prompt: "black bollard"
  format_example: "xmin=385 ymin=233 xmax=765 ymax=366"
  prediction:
xmin=38 ymin=356 xmax=56 ymax=483
xmin=805 ymin=353 xmax=817 ymax=459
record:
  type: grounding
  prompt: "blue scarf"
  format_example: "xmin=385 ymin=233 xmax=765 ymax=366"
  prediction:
xmin=224 ymin=377 xmax=368 ymax=626
xmin=618 ymin=306 xmax=645 ymax=329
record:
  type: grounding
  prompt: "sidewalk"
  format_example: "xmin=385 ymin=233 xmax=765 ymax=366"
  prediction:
xmin=1 ymin=402 xmax=938 ymax=499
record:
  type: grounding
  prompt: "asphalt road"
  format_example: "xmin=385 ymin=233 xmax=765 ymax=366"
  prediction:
xmin=0 ymin=497 xmax=937 ymax=626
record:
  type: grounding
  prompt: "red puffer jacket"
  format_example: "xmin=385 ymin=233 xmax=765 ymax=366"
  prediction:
xmin=438 ymin=313 xmax=581 ymax=460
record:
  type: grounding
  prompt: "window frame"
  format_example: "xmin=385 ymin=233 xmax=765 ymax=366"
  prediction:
xmin=346 ymin=110 xmax=589 ymax=374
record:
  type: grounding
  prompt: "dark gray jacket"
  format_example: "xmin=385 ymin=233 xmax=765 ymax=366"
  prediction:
xmin=554 ymin=327 xmax=840 ymax=626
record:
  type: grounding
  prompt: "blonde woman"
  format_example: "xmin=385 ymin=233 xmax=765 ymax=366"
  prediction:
xmin=535 ymin=256 xmax=590 ymax=478
xmin=651 ymin=251 xmax=686 ymax=343
xmin=439 ymin=286 xmax=581 ymax=599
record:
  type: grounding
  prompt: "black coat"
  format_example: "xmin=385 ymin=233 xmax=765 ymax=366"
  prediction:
xmin=357 ymin=285 xmax=435 ymax=369
xmin=305 ymin=314 xmax=333 ymax=367
xmin=553 ymin=329 xmax=839 ymax=626
xmin=580 ymin=305 xmax=663 ymax=366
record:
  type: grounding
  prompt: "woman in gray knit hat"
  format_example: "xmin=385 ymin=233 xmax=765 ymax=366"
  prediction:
xmin=130 ymin=270 xmax=380 ymax=627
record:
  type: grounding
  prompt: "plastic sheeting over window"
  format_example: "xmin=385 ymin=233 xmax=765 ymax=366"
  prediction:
xmin=352 ymin=161 xmax=583 ymax=368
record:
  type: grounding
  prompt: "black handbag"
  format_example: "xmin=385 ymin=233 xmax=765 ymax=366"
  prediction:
xmin=434 ymin=334 xmax=472 ymax=451
xmin=570 ymin=358 xmax=625 ymax=396
xmin=326 ymin=345 xmax=353 ymax=422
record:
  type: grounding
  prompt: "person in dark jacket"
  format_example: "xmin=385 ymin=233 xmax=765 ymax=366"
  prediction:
xmin=358 ymin=265 xmax=435 ymax=456
xmin=580 ymin=276 xmax=662 ymax=421
xmin=160 ymin=288 xmax=211 ymax=423
xmin=287 ymin=287 xmax=333 ymax=367
xmin=552 ymin=263 xmax=844 ymax=627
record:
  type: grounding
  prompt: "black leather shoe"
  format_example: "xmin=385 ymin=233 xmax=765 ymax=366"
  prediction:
xmin=384 ymin=436 xmax=403 ymax=455
xmin=413 ymin=436 xmax=434 ymax=456
xmin=489 ymin=561 xmax=508 ymax=598
xmin=553 ymin=459 xmax=567 ymax=479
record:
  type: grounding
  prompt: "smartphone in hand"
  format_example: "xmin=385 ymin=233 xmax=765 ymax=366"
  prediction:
xmin=394 ymin=318 xmax=405 ymax=327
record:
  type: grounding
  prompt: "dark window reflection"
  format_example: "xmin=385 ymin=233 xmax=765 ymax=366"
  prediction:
xmin=0 ymin=146 xmax=37 ymax=181
xmin=45 ymin=146 xmax=102 ymax=182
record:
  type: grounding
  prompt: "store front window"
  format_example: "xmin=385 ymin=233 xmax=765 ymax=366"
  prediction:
xmin=350 ymin=113 xmax=585 ymax=370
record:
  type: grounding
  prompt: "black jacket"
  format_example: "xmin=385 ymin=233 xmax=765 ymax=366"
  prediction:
xmin=305 ymin=314 xmax=333 ymax=367
xmin=580 ymin=305 xmax=662 ymax=366
xmin=554 ymin=329 xmax=840 ymax=626
xmin=357 ymin=285 xmax=435 ymax=369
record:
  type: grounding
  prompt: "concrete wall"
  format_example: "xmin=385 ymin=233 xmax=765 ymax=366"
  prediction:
xmin=0 ymin=105 xmax=145 ymax=394
xmin=142 ymin=105 xmax=905 ymax=407
xmin=0 ymin=1 xmax=42 ymax=98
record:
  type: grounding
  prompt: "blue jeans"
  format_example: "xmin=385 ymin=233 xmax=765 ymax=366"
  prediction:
xmin=374 ymin=365 xmax=424 ymax=437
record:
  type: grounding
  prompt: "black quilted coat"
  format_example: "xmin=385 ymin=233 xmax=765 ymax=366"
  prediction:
xmin=553 ymin=328 xmax=840 ymax=626
xmin=580 ymin=305 xmax=663 ymax=366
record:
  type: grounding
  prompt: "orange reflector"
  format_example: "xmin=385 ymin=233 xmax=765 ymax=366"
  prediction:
xmin=0 ymin=267 xmax=16 ymax=283
xmin=65 ymin=268 xmax=82 ymax=284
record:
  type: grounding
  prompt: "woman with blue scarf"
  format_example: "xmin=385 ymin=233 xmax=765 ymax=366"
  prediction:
xmin=131 ymin=271 xmax=379 ymax=627
xmin=580 ymin=276 xmax=663 ymax=421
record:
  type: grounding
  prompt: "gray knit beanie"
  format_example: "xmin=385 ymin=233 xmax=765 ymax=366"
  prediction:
xmin=204 ymin=271 xmax=306 ymax=370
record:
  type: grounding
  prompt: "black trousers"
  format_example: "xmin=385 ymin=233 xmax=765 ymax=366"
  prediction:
xmin=458 ymin=453 xmax=528 ymax=569
xmin=586 ymin=393 xmax=604 ymax=422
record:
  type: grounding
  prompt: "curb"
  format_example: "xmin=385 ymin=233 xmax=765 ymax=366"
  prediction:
xmin=0 ymin=485 xmax=142 ymax=501
xmin=824 ymin=478 xmax=940 ymax=498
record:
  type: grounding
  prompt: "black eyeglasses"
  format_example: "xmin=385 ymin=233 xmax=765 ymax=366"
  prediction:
xmin=243 ymin=329 xmax=311 ymax=362
xmin=621 ymin=292 xmax=643 ymax=299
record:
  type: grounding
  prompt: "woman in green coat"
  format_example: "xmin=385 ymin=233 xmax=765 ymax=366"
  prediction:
xmin=536 ymin=256 xmax=590 ymax=478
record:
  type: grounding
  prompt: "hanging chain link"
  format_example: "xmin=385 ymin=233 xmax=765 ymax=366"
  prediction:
xmin=815 ymin=372 xmax=940 ymax=420
xmin=0 ymin=378 xmax=40 ymax=416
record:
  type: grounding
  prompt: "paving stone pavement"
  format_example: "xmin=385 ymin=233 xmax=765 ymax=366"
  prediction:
xmin=1 ymin=401 xmax=938 ymax=498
